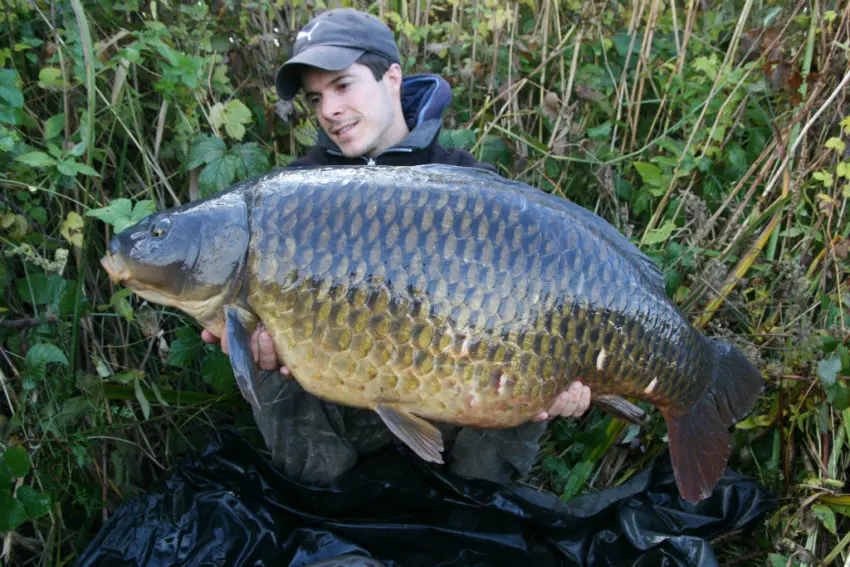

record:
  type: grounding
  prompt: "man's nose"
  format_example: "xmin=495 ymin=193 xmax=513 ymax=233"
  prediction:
xmin=320 ymin=94 xmax=343 ymax=119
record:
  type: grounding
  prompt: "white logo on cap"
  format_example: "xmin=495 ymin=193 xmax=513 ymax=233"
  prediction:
xmin=297 ymin=21 xmax=321 ymax=42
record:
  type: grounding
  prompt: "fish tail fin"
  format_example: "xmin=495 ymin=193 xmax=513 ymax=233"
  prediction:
xmin=663 ymin=341 xmax=763 ymax=504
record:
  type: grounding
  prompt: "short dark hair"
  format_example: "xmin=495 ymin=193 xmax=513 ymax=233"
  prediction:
xmin=356 ymin=52 xmax=394 ymax=81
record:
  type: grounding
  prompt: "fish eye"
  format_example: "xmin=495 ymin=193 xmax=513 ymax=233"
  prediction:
xmin=150 ymin=218 xmax=171 ymax=238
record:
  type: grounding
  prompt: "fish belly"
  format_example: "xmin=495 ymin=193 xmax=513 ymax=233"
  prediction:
xmin=244 ymin=167 xmax=711 ymax=428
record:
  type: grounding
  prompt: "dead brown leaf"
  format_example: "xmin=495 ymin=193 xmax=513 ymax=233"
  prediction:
xmin=834 ymin=238 xmax=850 ymax=260
xmin=542 ymin=91 xmax=560 ymax=121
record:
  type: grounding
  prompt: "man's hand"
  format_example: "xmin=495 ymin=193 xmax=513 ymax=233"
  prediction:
xmin=532 ymin=380 xmax=591 ymax=422
xmin=201 ymin=326 xmax=292 ymax=378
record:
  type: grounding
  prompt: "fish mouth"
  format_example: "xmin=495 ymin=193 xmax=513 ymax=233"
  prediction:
xmin=100 ymin=253 xmax=133 ymax=285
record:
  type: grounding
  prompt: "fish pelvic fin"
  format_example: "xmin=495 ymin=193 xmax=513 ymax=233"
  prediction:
xmin=225 ymin=306 xmax=261 ymax=411
xmin=375 ymin=403 xmax=445 ymax=464
xmin=592 ymin=394 xmax=646 ymax=424
xmin=663 ymin=340 xmax=764 ymax=504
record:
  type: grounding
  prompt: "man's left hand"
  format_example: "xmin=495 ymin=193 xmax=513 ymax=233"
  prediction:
xmin=532 ymin=380 xmax=591 ymax=422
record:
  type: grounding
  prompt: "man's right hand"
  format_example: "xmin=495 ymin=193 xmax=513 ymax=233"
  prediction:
xmin=202 ymin=325 xmax=292 ymax=378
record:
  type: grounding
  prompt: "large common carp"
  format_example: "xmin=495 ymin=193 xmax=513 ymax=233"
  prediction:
xmin=100 ymin=164 xmax=763 ymax=503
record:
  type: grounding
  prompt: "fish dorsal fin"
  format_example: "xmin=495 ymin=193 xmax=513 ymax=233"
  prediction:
xmin=411 ymin=165 xmax=667 ymax=295
xmin=375 ymin=403 xmax=444 ymax=463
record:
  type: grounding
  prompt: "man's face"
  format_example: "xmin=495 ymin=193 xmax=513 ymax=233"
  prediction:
xmin=302 ymin=63 xmax=402 ymax=158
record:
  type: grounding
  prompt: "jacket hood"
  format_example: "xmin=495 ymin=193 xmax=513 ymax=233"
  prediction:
xmin=317 ymin=73 xmax=452 ymax=157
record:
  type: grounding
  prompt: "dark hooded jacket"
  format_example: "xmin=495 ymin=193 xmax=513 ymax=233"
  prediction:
xmin=287 ymin=74 xmax=496 ymax=171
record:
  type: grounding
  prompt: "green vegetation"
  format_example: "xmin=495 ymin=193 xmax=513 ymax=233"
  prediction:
xmin=1 ymin=0 xmax=848 ymax=564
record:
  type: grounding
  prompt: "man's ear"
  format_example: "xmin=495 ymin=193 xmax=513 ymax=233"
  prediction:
xmin=384 ymin=63 xmax=403 ymax=94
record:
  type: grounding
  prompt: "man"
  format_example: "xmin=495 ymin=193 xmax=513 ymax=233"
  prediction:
xmin=203 ymin=7 xmax=592 ymax=485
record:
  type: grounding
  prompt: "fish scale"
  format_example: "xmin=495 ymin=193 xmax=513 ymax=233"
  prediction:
xmin=248 ymin=173 xmax=681 ymax=423
xmin=101 ymin=164 xmax=763 ymax=503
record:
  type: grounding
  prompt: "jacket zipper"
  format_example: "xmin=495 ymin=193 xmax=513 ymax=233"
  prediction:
xmin=326 ymin=147 xmax=415 ymax=165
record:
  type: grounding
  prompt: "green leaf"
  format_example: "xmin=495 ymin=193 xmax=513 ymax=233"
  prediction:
xmin=103 ymin=287 xmax=136 ymax=321
xmin=0 ymin=85 xmax=23 ymax=108
xmin=633 ymin=162 xmax=663 ymax=187
xmin=127 ymin=201 xmax=157 ymax=230
xmin=86 ymin=199 xmax=155 ymax=234
xmin=586 ymin=121 xmax=612 ymax=139
xmin=29 ymin=206 xmax=47 ymax=225
xmin=134 ymin=377 xmax=151 ymax=420
xmin=111 ymin=369 xmax=144 ymax=384
xmin=62 ymin=160 xmax=100 ymax=177
xmin=46 ymin=142 xmax=62 ymax=158
xmin=199 ymin=154 xmax=238 ymax=194
xmin=767 ymin=554 xmax=791 ymax=567
xmin=188 ymin=134 xmax=227 ymax=169
xmin=0 ymin=459 xmax=11 ymax=487
xmin=826 ymin=382 xmax=850 ymax=411
xmin=642 ymin=220 xmax=677 ymax=245
xmin=16 ymin=486 xmax=51 ymax=520
xmin=231 ymin=142 xmax=270 ymax=178
xmin=60 ymin=397 xmax=92 ymax=425
xmin=15 ymin=151 xmax=57 ymax=168
xmin=709 ymin=125 xmax=726 ymax=143
xmin=3 ymin=447 xmax=30 ymax=477
xmin=210 ymin=99 xmax=252 ymax=141
xmin=825 ymin=137 xmax=846 ymax=153
xmin=0 ymin=262 xmax=7 ymax=299
xmin=57 ymin=160 xmax=77 ymax=176
xmin=726 ymin=145 xmax=748 ymax=174
xmin=44 ymin=113 xmax=65 ymax=139
xmin=293 ymin=123 xmax=318 ymax=148
xmin=16 ymin=273 xmax=66 ymax=306
xmin=61 ymin=212 xmax=85 ymax=247
xmin=86 ymin=199 xmax=131 ymax=225
xmin=0 ymin=493 xmax=28 ymax=531
xmin=201 ymin=351 xmax=235 ymax=393
xmin=813 ymin=171 xmax=834 ymax=187
xmin=811 ymin=503 xmax=837 ymax=535
xmin=38 ymin=67 xmax=65 ymax=90
xmin=817 ymin=352 xmax=842 ymax=386
xmin=692 ymin=55 xmax=719 ymax=79
xmin=836 ymin=162 xmax=850 ymax=179
xmin=438 ymin=128 xmax=477 ymax=150
xmin=167 ymin=327 xmax=202 ymax=367
xmin=25 ymin=344 xmax=69 ymax=369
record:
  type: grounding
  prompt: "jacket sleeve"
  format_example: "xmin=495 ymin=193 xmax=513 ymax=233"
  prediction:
xmin=286 ymin=145 xmax=329 ymax=169
xmin=431 ymin=144 xmax=499 ymax=174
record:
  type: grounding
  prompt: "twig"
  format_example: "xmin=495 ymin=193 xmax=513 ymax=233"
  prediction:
xmin=0 ymin=316 xmax=60 ymax=329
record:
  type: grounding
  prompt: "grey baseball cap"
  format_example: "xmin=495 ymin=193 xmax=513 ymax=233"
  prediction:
xmin=275 ymin=8 xmax=401 ymax=101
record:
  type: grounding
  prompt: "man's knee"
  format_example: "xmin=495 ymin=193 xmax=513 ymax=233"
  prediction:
xmin=448 ymin=421 xmax=548 ymax=484
xmin=252 ymin=372 xmax=357 ymax=484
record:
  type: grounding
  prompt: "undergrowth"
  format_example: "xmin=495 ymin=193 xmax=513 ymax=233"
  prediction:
xmin=0 ymin=0 xmax=848 ymax=564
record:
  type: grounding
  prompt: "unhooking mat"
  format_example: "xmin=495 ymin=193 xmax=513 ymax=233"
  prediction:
xmin=77 ymin=429 xmax=774 ymax=566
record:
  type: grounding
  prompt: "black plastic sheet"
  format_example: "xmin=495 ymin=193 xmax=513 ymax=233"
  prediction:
xmin=77 ymin=429 xmax=774 ymax=566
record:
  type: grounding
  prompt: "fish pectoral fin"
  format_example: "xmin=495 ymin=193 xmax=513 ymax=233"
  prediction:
xmin=592 ymin=394 xmax=646 ymax=424
xmin=375 ymin=403 xmax=444 ymax=464
xmin=225 ymin=305 xmax=261 ymax=411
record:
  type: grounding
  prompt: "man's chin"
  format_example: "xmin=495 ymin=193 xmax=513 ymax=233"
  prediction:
xmin=339 ymin=145 xmax=370 ymax=159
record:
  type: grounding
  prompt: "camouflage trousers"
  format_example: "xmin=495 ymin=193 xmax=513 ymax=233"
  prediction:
xmin=250 ymin=370 xmax=548 ymax=485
